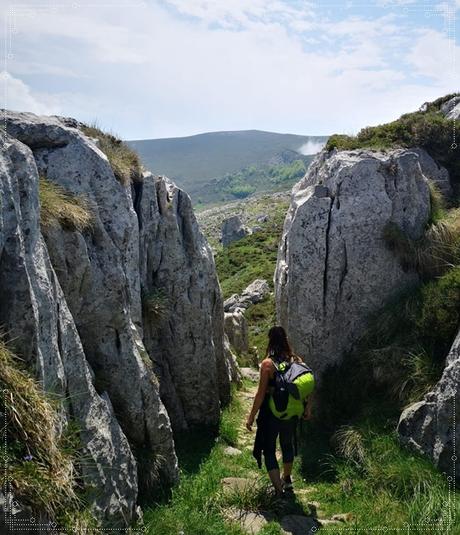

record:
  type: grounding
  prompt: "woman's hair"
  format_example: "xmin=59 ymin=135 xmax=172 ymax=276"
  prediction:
xmin=265 ymin=325 xmax=300 ymax=362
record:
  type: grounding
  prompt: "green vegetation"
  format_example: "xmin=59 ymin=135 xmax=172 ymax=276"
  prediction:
xmin=39 ymin=177 xmax=93 ymax=232
xmin=81 ymin=123 xmax=143 ymax=185
xmin=215 ymin=198 xmax=287 ymax=359
xmin=326 ymin=93 xmax=460 ymax=193
xmin=0 ymin=339 xmax=95 ymax=531
xmin=194 ymin=159 xmax=310 ymax=205
xmin=298 ymin=420 xmax=459 ymax=533
xmin=142 ymin=373 xmax=459 ymax=534
xmin=383 ymin=209 xmax=460 ymax=280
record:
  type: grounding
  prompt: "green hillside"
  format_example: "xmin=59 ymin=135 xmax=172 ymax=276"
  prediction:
xmin=128 ymin=130 xmax=327 ymax=203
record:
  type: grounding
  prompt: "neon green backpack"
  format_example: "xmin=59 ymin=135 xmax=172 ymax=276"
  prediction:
xmin=268 ymin=360 xmax=315 ymax=420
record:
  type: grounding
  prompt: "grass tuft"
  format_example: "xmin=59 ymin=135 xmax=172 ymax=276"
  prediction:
xmin=383 ymin=210 xmax=460 ymax=280
xmin=39 ymin=177 xmax=93 ymax=232
xmin=81 ymin=122 xmax=143 ymax=185
xmin=142 ymin=288 xmax=170 ymax=323
xmin=0 ymin=339 xmax=90 ymax=528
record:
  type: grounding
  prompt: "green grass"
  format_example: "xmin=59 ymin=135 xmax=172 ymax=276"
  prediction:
xmin=214 ymin=199 xmax=287 ymax=359
xmin=81 ymin=123 xmax=143 ymax=185
xmin=326 ymin=93 xmax=460 ymax=193
xmin=296 ymin=418 xmax=460 ymax=533
xmin=39 ymin=177 xmax=94 ymax=232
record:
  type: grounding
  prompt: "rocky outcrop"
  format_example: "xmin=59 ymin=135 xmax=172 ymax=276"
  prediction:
xmin=440 ymin=95 xmax=460 ymax=121
xmin=397 ymin=329 xmax=460 ymax=480
xmin=139 ymin=172 xmax=231 ymax=430
xmin=224 ymin=309 xmax=249 ymax=355
xmin=221 ymin=215 xmax=250 ymax=246
xmin=2 ymin=111 xmax=236 ymax=524
xmin=0 ymin=132 xmax=138 ymax=525
xmin=275 ymin=148 xmax=433 ymax=382
xmin=224 ymin=279 xmax=270 ymax=312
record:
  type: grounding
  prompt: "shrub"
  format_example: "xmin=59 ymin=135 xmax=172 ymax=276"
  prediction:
xmin=81 ymin=123 xmax=143 ymax=185
xmin=39 ymin=177 xmax=93 ymax=232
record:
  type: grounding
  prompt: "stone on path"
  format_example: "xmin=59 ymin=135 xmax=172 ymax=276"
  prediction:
xmin=223 ymin=508 xmax=269 ymax=534
xmin=279 ymin=514 xmax=319 ymax=535
xmin=224 ymin=446 xmax=243 ymax=456
xmin=331 ymin=512 xmax=353 ymax=522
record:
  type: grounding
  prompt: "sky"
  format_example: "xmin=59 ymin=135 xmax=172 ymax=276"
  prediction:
xmin=1 ymin=0 xmax=459 ymax=140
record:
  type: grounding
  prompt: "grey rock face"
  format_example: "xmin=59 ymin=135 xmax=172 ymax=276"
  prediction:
xmin=0 ymin=134 xmax=138 ymax=525
xmin=139 ymin=172 xmax=232 ymax=430
xmin=222 ymin=215 xmax=250 ymax=247
xmin=224 ymin=279 xmax=270 ymax=312
xmin=411 ymin=148 xmax=452 ymax=199
xmin=224 ymin=309 xmax=249 ymax=355
xmin=397 ymin=329 xmax=460 ymax=480
xmin=224 ymin=334 xmax=243 ymax=384
xmin=275 ymin=148 xmax=432 ymax=383
xmin=440 ymin=95 xmax=460 ymax=121
xmin=4 ymin=110 xmax=178 ymax=488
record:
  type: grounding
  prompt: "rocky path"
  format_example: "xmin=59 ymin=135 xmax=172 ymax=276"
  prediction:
xmin=221 ymin=372 xmax=352 ymax=534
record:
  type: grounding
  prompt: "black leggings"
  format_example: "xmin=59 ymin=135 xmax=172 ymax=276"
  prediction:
xmin=264 ymin=412 xmax=296 ymax=472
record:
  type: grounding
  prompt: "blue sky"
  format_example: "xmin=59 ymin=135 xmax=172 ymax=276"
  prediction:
xmin=2 ymin=0 xmax=459 ymax=139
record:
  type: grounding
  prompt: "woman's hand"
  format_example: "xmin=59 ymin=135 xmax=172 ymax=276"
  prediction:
xmin=246 ymin=414 xmax=255 ymax=432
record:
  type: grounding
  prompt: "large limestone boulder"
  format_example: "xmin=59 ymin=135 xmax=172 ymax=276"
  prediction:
xmin=221 ymin=215 xmax=250 ymax=247
xmin=224 ymin=309 xmax=249 ymax=355
xmin=275 ymin=148 xmax=433 ymax=382
xmin=139 ymin=172 xmax=232 ymax=430
xmin=0 ymin=133 xmax=138 ymax=525
xmin=4 ymin=110 xmax=178 ymax=488
xmin=397 ymin=329 xmax=460 ymax=480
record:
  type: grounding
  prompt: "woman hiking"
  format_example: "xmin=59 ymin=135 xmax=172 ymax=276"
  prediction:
xmin=246 ymin=325 xmax=314 ymax=496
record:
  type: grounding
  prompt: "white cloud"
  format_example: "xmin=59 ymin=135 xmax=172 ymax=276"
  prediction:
xmin=1 ymin=71 xmax=60 ymax=114
xmin=0 ymin=0 xmax=457 ymax=139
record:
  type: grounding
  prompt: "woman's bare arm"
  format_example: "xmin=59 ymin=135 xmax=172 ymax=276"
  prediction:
xmin=246 ymin=359 xmax=272 ymax=431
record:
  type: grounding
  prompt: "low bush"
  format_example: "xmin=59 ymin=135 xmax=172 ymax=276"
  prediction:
xmin=326 ymin=94 xmax=460 ymax=192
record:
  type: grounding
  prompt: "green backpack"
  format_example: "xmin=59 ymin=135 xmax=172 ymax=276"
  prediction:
xmin=268 ymin=359 xmax=315 ymax=420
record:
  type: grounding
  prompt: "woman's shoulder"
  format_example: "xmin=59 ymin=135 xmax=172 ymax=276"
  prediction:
xmin=260 ymin=358 xmax=275 ymax=371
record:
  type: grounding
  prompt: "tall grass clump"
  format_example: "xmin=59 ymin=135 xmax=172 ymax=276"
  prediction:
xmin=81 ymin=123 xmax=143 ymax=185
xmin=39 ymin=177 xmax=94 ymax=232
xmin=383 ymin=209 xmax=460 ymax=280
xmin=142 ymin=288 xmax=170 ymax=323
xmin=0 ymin=339 xmax=90 ymax=528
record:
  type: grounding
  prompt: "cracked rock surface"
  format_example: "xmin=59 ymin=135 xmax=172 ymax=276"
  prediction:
xmin=275 ymin=148 xmax=434 ymax=382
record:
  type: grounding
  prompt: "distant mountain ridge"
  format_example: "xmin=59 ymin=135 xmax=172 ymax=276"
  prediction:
xmin=128 ymin=129 xmax=328 ymax=203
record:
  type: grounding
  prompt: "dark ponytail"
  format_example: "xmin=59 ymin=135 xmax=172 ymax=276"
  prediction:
xmin=265 ymin=325 xmax=300 ymax=363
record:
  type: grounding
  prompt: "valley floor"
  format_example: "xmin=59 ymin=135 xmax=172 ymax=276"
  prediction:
xmin=142 ymin=375 xmax=460 ymax=535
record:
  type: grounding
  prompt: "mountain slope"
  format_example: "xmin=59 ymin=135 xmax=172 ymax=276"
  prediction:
xmin=128 ymin=130 xmax=328 ymax=197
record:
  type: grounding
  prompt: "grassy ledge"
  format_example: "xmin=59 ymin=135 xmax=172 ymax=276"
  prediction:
xmin=326 ymin=93 xmax=460 ymax=193
xmin=81 ymin=123 xmax=143 ymax=185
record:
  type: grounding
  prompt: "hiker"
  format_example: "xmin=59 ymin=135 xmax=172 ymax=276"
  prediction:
xmin=246 ymin=325 xmax=314 ymax=496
